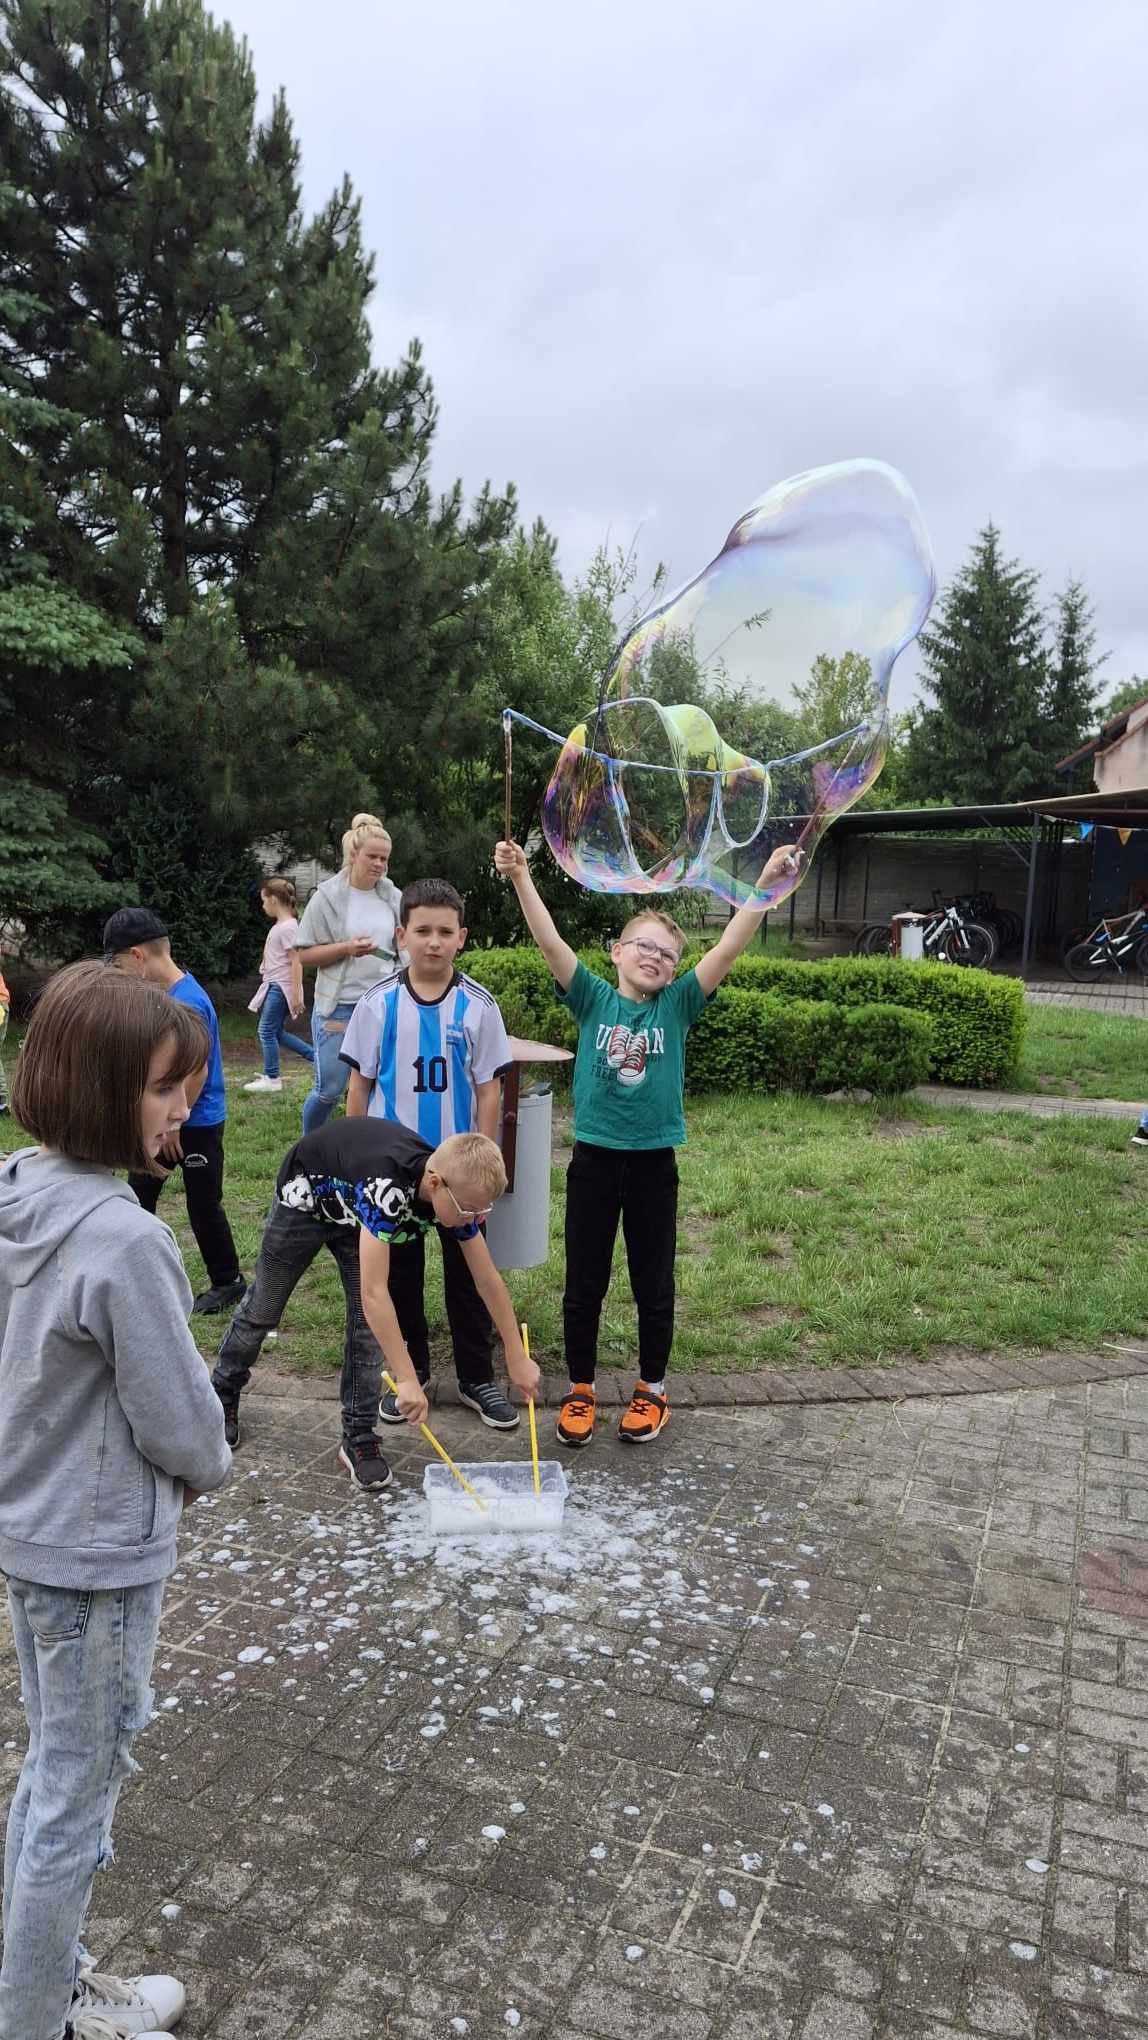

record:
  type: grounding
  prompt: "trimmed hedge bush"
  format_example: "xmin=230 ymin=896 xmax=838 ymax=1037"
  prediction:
xmin=717 ymin=955 xmax=1025 ymax=1087
xmin=466 ymin=949 xmax=937 ymax=1096
xmin=684 ymin=992 xmax=934 ymax=1095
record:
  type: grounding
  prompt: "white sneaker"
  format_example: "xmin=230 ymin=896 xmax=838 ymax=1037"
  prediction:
xmin=71 ymin=2019 xmax=167 ymax=2039
xmin=72 ymin=1963 xmax=186 ymax=2033
xmin=71 ymin=2018 xmax=167 ymax=2039
xmin=243 ymin=1074 xmax=283 ymax=1093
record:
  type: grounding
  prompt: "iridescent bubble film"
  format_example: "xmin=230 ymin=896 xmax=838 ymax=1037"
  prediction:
xmin=510 ymin=460 xmax=934 ymax=910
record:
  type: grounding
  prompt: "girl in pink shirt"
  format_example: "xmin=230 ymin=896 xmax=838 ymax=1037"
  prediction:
xmin=244 ymin=879 xmax=315 ymax=1094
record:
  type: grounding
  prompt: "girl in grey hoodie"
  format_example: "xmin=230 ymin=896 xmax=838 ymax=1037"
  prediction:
xmin=0 ymin=963 xmax=232 ymax=2040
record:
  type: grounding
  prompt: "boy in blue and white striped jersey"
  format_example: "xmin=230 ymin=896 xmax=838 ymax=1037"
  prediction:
xmin=340 ymin=879 xmax=520 ymax=1429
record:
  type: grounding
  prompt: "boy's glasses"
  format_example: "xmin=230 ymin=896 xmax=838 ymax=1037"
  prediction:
xmin=619 ymin=936 xmax=680 ymax=968
xmin=441 ymin=1179 xmax=495 ymax=1222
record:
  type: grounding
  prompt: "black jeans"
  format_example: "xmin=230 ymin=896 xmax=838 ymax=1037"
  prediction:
xmin=212 ymin=1202 xmax=381 ymax=1442
xmin=386 ymin=1223 xmax=495 ymax=1390
xmin=563 ymin=1141 xmax=679 ymax=1383
xmin=129 ymin=1120 xmax=240 ymax=1289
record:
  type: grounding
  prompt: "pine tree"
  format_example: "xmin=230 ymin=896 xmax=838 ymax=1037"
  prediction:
xmin=1043 ymin=578 xmax=1104 ymax=773
xmin=904 ymin=524 xmax=1049 ymax=804
xmin=0 ymin=277 xmax=141 ymax=932
xmin=1 ymin=0 xmax=517 ymax=957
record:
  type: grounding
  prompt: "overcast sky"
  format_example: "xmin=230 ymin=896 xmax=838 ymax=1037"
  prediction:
xmin=228 ymin=0 xmax=1147 ymax=712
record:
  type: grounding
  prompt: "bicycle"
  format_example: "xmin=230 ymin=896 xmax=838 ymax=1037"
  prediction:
xmin=1063 ymin=907 xmax=1148 ymax=982
xmin=938 ymin=890 xmax=1023 ymax=960
xmin=853 ymin=903 xmax=996 ymax=967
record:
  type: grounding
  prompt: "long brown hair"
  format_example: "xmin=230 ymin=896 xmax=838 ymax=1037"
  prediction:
xmin=12 ymin=962 xmax=209 ymax=1174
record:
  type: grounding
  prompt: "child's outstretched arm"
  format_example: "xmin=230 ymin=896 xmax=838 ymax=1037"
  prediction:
xmin=459 ymin=1230 xmax=541 ymax=1401
xmin=358 ymin=1231 xmax=431 ymax=1424
xmin=694 ymin=844 xmax=804 ymax=996
xmin=494 ymin=841 xmax=578 ymax=991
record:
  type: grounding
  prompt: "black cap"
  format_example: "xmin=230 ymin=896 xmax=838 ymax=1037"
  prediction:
xmin=102 ymin=907 xmax=170 ymax=957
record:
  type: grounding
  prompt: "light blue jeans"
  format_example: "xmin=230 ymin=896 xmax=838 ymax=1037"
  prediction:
xmin=258 ymin=983 xmax=315 ymax=1080
xmin=0 ymin=1576 xmax=165 ymax=2040
xmin=301 ymin=1001 xmax=356 ymax=1134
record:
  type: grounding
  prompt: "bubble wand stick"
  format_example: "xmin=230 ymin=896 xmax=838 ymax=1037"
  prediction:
xmin=503 ymin=709 xmax=513 ymax=845
xmin=523 ymin=1326 xmax=541 ymax=1497
xmin=380 ymin=1370 xmax=487 ymax=1511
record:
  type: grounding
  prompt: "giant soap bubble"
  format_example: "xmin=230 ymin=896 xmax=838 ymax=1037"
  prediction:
xmin=507 ymin=459 xmax=935 ymax=910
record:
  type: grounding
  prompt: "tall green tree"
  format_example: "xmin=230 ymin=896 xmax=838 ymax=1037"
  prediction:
xmin=903 ymin=524 xmax=1049 ymax=804
xmin=789 ymin=649 xmax=912 ymax=810
xmin=1 ymin=0 xmax=516 ymax=960
xmin=1043 ymin=578 xmax=1104 ymax=778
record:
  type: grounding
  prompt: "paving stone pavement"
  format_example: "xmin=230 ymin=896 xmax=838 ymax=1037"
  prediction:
xmin=1025 ymin=979 xmax=1148 ymax=1016
xmin=913 ymin=1084 xmax=1148 ymax=1123
xmin=5 ymin=1379 xmax=1148 ymax=2038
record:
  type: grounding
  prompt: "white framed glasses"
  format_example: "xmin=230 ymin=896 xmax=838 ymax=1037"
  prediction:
xmin=441 ymin=1180 xmax=494 ymax=1223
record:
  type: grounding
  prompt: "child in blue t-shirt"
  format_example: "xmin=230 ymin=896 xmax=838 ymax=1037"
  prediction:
xmin=495 ymin=837 xmax=800 ymax=1447
xmin=103 ymin=907 xmax=247 ymax=1315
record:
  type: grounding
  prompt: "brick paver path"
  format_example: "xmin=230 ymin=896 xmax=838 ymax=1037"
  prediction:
xmin=914 ymin=1084 xmax=1147 ymax=1123
xmin=6 ymin=1378 xmax=1148 ymax=2038
xmin=1026 ymin=978 xmax=1148 ymax=1017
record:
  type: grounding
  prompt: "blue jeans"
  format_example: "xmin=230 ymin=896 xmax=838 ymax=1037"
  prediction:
xmin=0 ymin=1576 xmax=166 ymax=2040
xmin=301 ymin=1002 xmax=355 ymax=1134
xmin=258 ymin=983 xmax=315 ymax=1080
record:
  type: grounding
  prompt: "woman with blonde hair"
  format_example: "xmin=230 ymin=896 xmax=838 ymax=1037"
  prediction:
xmin=294 ymin=813 xmax=401 ymax=1133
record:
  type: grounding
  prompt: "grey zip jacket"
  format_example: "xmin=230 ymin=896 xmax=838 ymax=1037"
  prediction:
xmin=294 ymin=871 xmax=402 ymax=1016
xmin=0 ymin=1147 xmax=231 ymax=1589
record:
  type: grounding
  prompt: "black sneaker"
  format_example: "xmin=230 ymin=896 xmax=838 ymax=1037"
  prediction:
xmin=1132 ymin=1129 xmax=1148 ymax=1147
xmin=457 ymin=1382 xmax=520 ymax=1430
xmin=216 ymin=1390 xmax=241 ymax=1449
xmin=338 ymin=1439 xmax=393 ymax=1491
xmin=378 ymin=1376 xmax=429 ymax=1425
xmin=191 ymin=1276 xmax=247 ymax=1317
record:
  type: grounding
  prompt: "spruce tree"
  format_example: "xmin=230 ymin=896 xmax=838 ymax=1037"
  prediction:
xmin=1043 ymin=578 xmax=1103 ymax=772
xmin=1 ymin=0 xmax=516 ymax=957
xmin=905 ymin=524 xmax=1049 ymax=804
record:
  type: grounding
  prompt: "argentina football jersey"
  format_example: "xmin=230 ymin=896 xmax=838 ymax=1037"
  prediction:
xmin=339 ymin=969 xmax=512 ymax=1145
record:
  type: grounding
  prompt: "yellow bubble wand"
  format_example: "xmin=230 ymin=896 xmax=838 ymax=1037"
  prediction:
xmin=381 ymin=1370 xmax=487 ymax=1512
xmin=523 ymin=1326 xmax=541 ymax=1497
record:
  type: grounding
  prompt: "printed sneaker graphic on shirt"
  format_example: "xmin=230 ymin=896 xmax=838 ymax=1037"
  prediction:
xmin=601 ymin=1025 xmax=650 ymax=1089
xmin=604 ymin=1025 xmax=632 ymax=1070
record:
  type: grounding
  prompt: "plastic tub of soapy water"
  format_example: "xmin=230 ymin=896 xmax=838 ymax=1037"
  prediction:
xmin=423 ymin=1460 xmax=568 ymax=1537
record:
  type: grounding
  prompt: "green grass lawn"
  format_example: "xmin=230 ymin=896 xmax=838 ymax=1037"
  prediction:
xmin=1018 ymin=1004 xmax=1148 ymax=1102
xmin=6 ymin=1005 xmax=1148 ymax=1374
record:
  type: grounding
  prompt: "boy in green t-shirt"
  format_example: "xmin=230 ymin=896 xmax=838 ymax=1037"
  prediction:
xmin=495 ymin=837 xmax=801 ymax=1446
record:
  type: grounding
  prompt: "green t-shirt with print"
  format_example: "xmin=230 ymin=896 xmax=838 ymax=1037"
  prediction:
xmin=560 ymin=961 xmax=710 ymax=1150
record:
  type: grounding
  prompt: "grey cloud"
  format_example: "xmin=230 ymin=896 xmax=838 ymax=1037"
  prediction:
xmin=232 ymin=0 xmax=1148 ymax=709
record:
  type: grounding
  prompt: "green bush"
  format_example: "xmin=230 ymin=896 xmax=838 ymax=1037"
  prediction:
xmin=685 ymin=993 xmax=933 ymax=1095
xmin=714 ymin=955 xmax=1025 ymax=1088
xmin=465 ymin=951 xmax=935 ymax=1096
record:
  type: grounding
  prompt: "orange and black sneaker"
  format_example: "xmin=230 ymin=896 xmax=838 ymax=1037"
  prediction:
xmin=619 ymin=1384 xmax=670 ymax=1444
xmin=556 ymin=1383 xmax=597 ymax=1449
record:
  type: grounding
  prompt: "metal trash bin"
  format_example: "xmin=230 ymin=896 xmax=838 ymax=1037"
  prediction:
xmin=486 ymin=1036 xmax=574 ymax=1273
xmin=891 ymin=911 xmax=928 ymax=960
xmin=487 ymin=1085 xmax=554 ymax=1271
